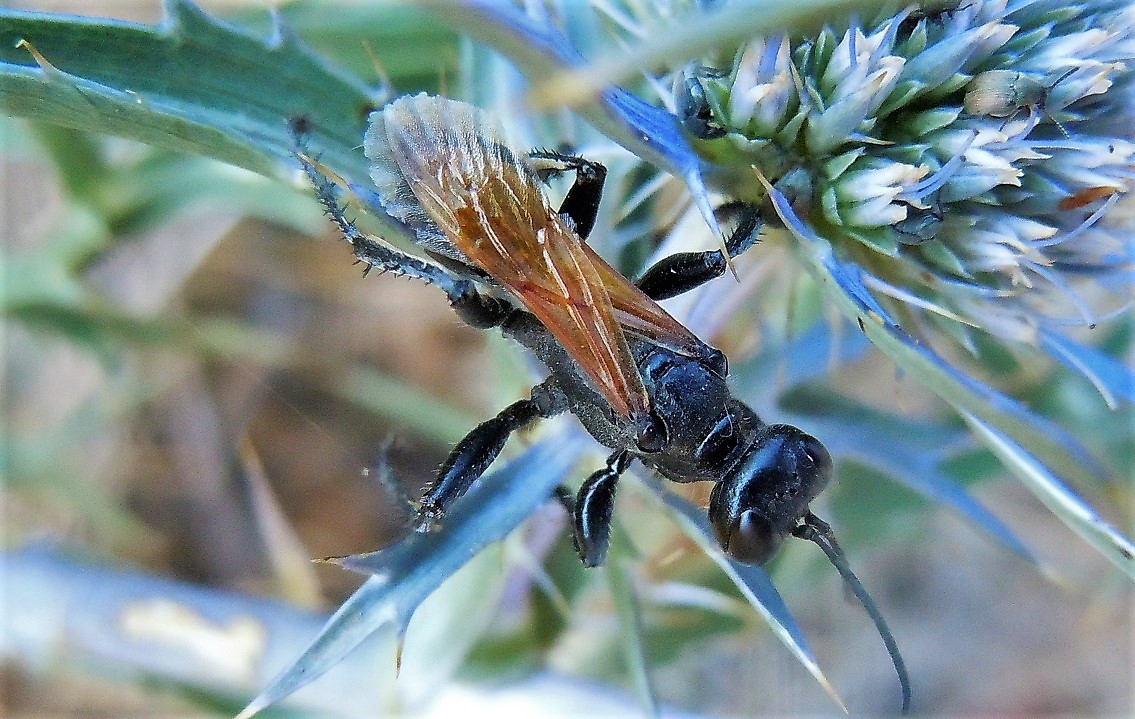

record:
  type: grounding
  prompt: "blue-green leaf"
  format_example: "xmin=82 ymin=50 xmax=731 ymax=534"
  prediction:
xmin=1038 ymin=328 xmax=1134 ymax=410
xmin=0 ymin=0 xmax=381 ymax=181
xmin=646 ymin=480 xmax=848 ymax=713
xmin=237 ymin=436 xmax=581 ymax=718
xmin=962 ymin=411 xmax=1135 ymax=578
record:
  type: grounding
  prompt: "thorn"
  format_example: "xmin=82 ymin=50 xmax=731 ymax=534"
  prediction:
xmin=723 ymin=244 xmax=739 ymax=280
xmin=300 ymin=152 xmax=354 ymax=198
xmin=394 ymin=632 xmax=405 ymax=677
xmin=361 ymin=39 xmax=392 ymax=97
xmin=15 ymin=38 xmax=58 ymax=73
xmin=234 ymin=700 xmax=265 ymax=719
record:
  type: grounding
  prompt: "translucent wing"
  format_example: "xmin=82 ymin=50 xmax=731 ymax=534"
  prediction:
xmin=580 ymin=245 xmax=709 ymax=358
xmin=367 ymin=94 xmax=671 ymax=420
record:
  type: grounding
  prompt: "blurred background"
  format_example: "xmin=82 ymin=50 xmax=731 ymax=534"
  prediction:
xmin=2 ymin=1 xmax=1131 ymax=717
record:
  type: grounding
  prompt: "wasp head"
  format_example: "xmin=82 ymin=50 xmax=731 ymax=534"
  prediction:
xmin=708 ymin=425 xmax=832 ymax=565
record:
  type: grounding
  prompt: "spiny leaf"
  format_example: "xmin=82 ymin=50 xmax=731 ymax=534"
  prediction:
xmin=237 ymin=436 xmax=581 ymax=718
xmin=963 ymin=411 xmax=1135 ymax=579
xmin=645 ymin=478 xmax=849 ymax=714
xmin=0 ymin=0 xmax=381 ymax=182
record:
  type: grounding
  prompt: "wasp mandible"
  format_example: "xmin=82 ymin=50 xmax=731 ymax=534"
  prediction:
xmin=295 ymin=94 xmax=909 ymax=711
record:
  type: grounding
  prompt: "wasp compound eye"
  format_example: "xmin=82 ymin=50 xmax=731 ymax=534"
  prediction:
xmin=708 ymin=425 xmax=833 ymax=565
xmin=720 ymin=507 xmax=781 ymax=565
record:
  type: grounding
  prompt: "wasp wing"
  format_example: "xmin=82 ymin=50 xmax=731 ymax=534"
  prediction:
xmin=367 ymin=94 xmax=663 ymax=420
xmin=579 ymin=245 xmax=709 ymax=358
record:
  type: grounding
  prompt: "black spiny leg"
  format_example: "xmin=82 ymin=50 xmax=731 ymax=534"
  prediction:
xmin=636 ymin=204 xmax=762 ymax=300
xmin=416 ymin=380 xmax=568 ymax=531
xmin=561 ymin=451 xmax=632 ymax=567
xmin=529 ymin=150 xmax=607 ymax=241
xmin=292 ymin=123 xmax=454 ymax=290
xmin=293 ymin=123 xmax=515 ymax=331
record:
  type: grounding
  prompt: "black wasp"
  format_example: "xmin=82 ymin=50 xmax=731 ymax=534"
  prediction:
xmin=295 ymin=93 xmax=909 ymax=712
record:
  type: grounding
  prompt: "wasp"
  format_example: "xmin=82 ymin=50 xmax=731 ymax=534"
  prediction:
xmin=295 ymin=94 xmax=909 ymax=711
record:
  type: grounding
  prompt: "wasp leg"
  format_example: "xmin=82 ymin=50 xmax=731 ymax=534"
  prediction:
xmin=294 ymin=133 xmax=516 ymax=330
xmin=448 ymin=283 xmax=515 ymax=329
xmin=635 ymin=204 xmax=761 ymax=300
xmin=417 ymin=380 xmax=568 ymax=530
xmin=295 ymin=137 xmax=460 ymax=289
xmin=567 ymin=450 xmax=632 ymax=567
xmin=529 ymin=150 xmax=607 ymax=241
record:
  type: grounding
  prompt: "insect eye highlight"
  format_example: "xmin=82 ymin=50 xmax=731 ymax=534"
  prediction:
xmin=695 ymin=413 xmax=738 ymax=466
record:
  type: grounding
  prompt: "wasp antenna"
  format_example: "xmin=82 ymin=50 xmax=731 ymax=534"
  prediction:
xmin=794 ymin=512 xmax=911 ymax=715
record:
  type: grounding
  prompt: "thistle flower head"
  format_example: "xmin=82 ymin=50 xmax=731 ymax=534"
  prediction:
xmin=686 ymin=0 xmax=1133 ymax=345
